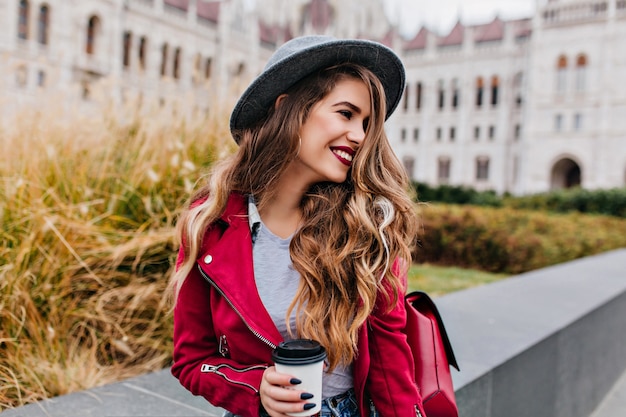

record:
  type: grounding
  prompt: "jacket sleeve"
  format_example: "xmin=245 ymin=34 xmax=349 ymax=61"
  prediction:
xmin=171 ymin=251 xmax=267 ymax=417
xmin=366 ymin=265 xmax=427 ymax=417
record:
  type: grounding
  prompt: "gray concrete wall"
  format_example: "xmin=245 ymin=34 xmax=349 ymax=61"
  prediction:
xmin=436 ymin=248 xmax=626 ymax=417
xmin=2 ymin=249 xmax=626 ymax=417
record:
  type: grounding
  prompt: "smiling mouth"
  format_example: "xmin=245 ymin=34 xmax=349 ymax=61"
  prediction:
xmin=331 ymin=148 xmax=354 ymax=166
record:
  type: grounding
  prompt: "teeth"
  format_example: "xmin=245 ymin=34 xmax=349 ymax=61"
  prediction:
xmin=333 ymin=149 xmax=353 ymax=162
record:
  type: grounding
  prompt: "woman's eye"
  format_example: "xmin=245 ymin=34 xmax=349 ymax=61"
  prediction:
xmin=339 ymin=110 xmax=352 ymax=119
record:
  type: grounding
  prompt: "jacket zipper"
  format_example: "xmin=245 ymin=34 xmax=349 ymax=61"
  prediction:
xmin=414 ymin=405 xmax=423 ymax=417
xmin=201 ymin=364 xmax=267 ymax=393
xmin=197 ymin=265 xmax=277 ymax=350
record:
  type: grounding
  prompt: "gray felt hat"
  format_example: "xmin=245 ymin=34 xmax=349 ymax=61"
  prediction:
xmin=229 ymin=35 xmax=406 ymax=142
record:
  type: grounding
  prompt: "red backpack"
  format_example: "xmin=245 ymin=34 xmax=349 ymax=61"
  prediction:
xmin=405 ymin=291 xmax=460 ymax=417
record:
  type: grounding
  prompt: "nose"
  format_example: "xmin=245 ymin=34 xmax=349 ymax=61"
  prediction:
xmin=347 ymin=122 xmax=366 ymax=145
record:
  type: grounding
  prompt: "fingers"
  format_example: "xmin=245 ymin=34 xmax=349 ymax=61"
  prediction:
xmin=260 ymin=367 xmax=317 ymax=417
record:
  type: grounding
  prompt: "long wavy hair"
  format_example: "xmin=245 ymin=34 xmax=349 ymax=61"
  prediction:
xmin=170 ymin=63 xmax=418 ymax=370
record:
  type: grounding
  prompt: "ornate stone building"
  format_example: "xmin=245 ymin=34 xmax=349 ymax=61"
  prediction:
xmin=393 ymin=0 xmax=626 ymax=194
xmin=1 ymin=0 xmax=625 ymax=194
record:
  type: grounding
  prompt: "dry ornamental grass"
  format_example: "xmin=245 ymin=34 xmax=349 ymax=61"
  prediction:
xmin=0 ymin=97 xmax=235 ymax=410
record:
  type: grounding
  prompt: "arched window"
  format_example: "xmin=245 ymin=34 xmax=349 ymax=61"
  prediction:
xmin=556 ymin=54 xmax=568 ymax=93
xmin=122 ymin=31 xmax=132 ymax=68
xmin=173 ymin=47 xmax=181 ymax=79
xmin=37 ymin=4 xmax=49 ymax=45
xmin=490 ymin=76 xmax=499 ymax=107
xmin=86 ymin=15 xmax=100 ymax=55
xmin=160 ymin=43 xmax=169 ymax=76
xmin=138 ymin=36 xmax=147 ymax=70
xmin=18 ymin=0 xmax=29 ymax=40
xmin=575 ymin=53 xmax=588 ymax=92
xmin=476 ymin=77 xmax=484 ymax=108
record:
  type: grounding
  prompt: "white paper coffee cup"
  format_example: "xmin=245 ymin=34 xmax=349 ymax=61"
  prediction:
xmin=272 ymin=339 xmax=327 ymax=417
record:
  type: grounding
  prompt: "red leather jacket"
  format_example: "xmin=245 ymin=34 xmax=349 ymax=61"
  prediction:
xmin=171 ymin=192 xmax=425 ymax=417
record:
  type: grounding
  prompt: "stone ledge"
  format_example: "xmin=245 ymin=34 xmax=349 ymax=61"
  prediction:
xmin=436 ymin=248 xmax=626 ymax=417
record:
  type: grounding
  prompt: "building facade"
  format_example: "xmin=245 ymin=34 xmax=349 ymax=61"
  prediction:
xmin=393 ymin=0 xmax=626 ymax=194
xmin=1 ymin=0 xmax=625 ymax=194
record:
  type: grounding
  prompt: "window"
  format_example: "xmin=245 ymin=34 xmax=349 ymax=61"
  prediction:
xmin=573 ymin=113 xmax=582 ymax=130
xmin=37 ymin=69 xmax=45 ymax=87
xmin=436 ymin=127 xmax=442 ymax=141
xmin=18 ymin=0 xmax=29 ymax=40
xmin=575 ymin=54 xmax=587 ymax=92
xmin=438 ymin=157 xmax=451 ymax=182
xmin=555 ymin=114 xmax=563 ymax=131
xmin=403 ymin=157 xmax=415 ymax=179
xmin=437 ymin=80 xmax=445 ymax=110
xmin=416 ymin=82 xmax=422 ymax=110
xmin=488 ymin=125 xmax=495 ymax=140
xmin=16 ymin=65 xmax=27 ymax=87
xmin=123 ymin=31 xmax=132 ymax=68
xmin=173 ymin=47 xmax=181 ymax=79
xmin=192 ymin=53 xmax=201 ymax=83
xmin=449 ymin=127 xmax=456 ymax=142
xmin=413 ymin=128 xmax=419 ymax=142
xmin=556 ymin=55 xmax=567 ymax=94
xmin=514 ymin=124 xmax=521 ymax=140
xmin=37 ymin=5 xmax=49 ymax=45
xmin=513 ymin=72 xmax=523 ymax=108
xmin=401 ymin=128 xmax=407 ymax=143
xmin=403 ymin=84 xmax=409 ymax=110
xmin=86 ymin=16 xmax=100 ymax=55
xmin=474 ymin=126 xmax=480 ymax=140
xmin=490 ymin=76 xmax=499 ymax=107
xmin=476 ymin=157 xmax=490 ymax=181
xmin=476 ymin=77 xmax=484 ymax=108
xmin=451 ymin=79 xmax=459 ymax=109
xmin=138 ymin=36 xmax=147 ymax=70
xmin=160 ymin=43 xmax=168 ymax=76
xmin=234 ymin=62 xmax=245 ymax=76
xmin=204 ymin=57 xmax=212 ymax=79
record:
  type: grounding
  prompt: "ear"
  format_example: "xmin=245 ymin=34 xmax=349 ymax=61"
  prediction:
xmin=274 ymin=94 xmax=288 ymax=110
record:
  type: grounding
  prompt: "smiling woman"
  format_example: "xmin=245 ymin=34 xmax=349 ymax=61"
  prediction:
xmin=168 ymin=35 xmax=424 ymax=417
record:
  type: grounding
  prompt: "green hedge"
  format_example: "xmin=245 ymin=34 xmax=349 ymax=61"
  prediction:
xmin=414 ymin=204 xmax=626 ymax=274
xmin=411 ymin=182 xmax=626 ymax=218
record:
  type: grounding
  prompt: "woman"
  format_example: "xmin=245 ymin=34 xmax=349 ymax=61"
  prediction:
xmin=170 ymin=35 xmax=425 ymax=417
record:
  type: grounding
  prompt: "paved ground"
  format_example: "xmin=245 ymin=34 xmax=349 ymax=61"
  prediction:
xmin=590 ymin=368 xmax=626 ymax=417
xmin=1 ymin=365 xmax=624 ymax=417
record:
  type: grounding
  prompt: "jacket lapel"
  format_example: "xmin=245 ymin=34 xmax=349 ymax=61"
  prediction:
xmin=198 ymin=193 xmax=283 ymax=348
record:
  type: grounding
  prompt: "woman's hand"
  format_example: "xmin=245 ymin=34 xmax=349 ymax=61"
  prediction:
xmin=260 ymin=366 xmax=317 ymax=417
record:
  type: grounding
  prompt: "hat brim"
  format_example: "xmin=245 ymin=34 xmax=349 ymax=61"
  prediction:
xmin=229 ymin=39 xmax=405 ymax=137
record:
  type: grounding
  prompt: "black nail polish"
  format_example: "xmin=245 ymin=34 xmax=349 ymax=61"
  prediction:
xmin=303 ymin=403 xmax=316 ymax=411
xmin=290 ymin=378 xmax=302 ymax=385
xmin=300 ymin=393 xmax=314 ymax=400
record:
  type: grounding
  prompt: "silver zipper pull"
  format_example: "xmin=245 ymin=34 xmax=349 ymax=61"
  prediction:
xmin=219 ymin=334 xmax=229 ymax=357
xmin=201 ymin=364 xmax=219 ymax=373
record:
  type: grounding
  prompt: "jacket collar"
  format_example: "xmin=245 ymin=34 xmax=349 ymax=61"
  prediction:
xmin=200 ymin=192 xmax=283 ymax=348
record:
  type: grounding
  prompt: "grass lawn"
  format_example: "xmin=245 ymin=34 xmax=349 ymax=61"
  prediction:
xmin=407 ymin=263 xmax=510 ymax=296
